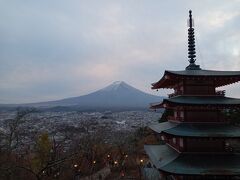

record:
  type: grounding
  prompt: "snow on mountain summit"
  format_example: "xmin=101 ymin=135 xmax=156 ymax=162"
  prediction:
xmin=101 ymin=81 xmax=134 ymax=92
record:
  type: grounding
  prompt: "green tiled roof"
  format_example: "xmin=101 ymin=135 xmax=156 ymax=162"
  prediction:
xmin=145 ymin=145 xmax=240 ymax=175
xmin=167 ymin=96 xmax=240 ymax=105
xmin=144 ymin=145 xmax=178 ymax=168
xmin=149 ymin=122 xmax=178 ymax=133
xmin=142 ymin=168 xmax=160 ymax=180
xmin=149 ymin=122 xmax=240 ymax=137
xmin=167 ymin=69 xmax=240 ymax=76
xmin=151 ymin=96 xmax=240 ymax=108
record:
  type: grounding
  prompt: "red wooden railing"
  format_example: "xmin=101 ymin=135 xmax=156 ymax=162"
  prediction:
xmin=168 ymin=90 xmax=226 ymax=98
xmin=168 ymin=116 xmax=184 ymax=121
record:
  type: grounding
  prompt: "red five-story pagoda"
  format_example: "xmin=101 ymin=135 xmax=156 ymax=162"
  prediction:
xmin=144 ymin=10 xmax=240 ymax=180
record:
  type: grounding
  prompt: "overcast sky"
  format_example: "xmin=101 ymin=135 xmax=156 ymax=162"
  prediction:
xmin=1 ymin=0 xmax=240 ymax=103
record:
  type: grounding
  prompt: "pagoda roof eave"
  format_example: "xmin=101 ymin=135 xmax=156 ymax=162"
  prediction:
xmin=149 ymin=122 xmax=178 ymax=133
xmin=150 ymin=96 xmax=240 ymax=109
xmin=144 ymin=145 xmax=179 ymax=169
xmin=145 ymin=145 xmax=240 ymax=176
xmin=151 ymin=71 xmax=174 ymax=89
xmin=152 ymin=70 xmax=240 ymax=89
xmin=149 ymin=122 xmax=240 ymax=137
xmin=167 ymin=69 xmax=240 ymax=77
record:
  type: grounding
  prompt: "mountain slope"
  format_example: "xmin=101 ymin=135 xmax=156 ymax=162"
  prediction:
xmin=1 ymin=81 xmax=163 ymax=110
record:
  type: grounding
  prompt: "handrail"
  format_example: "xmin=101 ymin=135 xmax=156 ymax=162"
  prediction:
xmin=168 ymin=90 xmax=226 ymax=97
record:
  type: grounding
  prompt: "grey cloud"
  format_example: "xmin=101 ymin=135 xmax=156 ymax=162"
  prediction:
xmin=0 ymin=1 xmax=240 ymax=103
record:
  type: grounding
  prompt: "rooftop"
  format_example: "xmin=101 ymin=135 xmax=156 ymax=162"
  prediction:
xmin=151 ymin=95 xmax=240 ymax=109
xmin=149 ymin=122 xmax=240 ymax=137
xmin=152 ymin=70 xmax=240 ymax=89
xmin=167 ymin=69 xmax=240 ymax=77
xmin=145 ymin=145 xmax=240 ymax=175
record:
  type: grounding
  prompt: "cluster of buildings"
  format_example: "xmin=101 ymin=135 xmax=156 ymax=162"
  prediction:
xmin=0 ymin=110 xmax=161 ymax=151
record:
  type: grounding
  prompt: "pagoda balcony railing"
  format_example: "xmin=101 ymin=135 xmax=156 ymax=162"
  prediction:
xmin=168 ymin=93 xmax=175 ymax=98
xmin=168 ymin=92 xmax=182 ymax=98
xmin=168 ymin=116 xmax=183 ymax=121
xmin=216 ymin=90 xmax=225 ymax=96
xmin=168 ymin=90 xmax=225 ymax=97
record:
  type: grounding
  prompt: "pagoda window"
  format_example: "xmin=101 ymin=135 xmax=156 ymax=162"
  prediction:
xmin=179 ymin=138 xmax=184 ymax=148
xmin=224 ymin=140 xmax=234 ymax=152
xmin=179 ymin=87 xmax=184 ymax=95
xmin=174 ymin=111 xmax=177 ymax=118
xmin=180 ymin=111 xmax=184 ymax=118
xmin=173 ymin=137 xmax=176 ymax=144
xmin=172 ymin=110 xmax=183 ymax=121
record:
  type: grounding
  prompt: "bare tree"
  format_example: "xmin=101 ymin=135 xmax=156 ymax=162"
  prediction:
xmin=0 ymin=109 xmax=37 ymax=179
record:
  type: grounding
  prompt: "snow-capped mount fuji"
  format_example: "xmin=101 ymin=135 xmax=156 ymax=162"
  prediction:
xmin=1 ymin=81 xmax=163 ymax=111
xmin=101 ymin=81 xmax=132 ymax=91
xmin=47 ymin=81 xmax=162 ymax=110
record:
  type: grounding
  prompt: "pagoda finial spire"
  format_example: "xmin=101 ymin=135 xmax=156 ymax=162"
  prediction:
xmin=188 ymin=10 xmax=193 ymax=28
xmin=186 ymin=10 xmax=201 ymax=70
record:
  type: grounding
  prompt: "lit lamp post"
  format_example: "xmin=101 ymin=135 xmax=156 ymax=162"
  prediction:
xmin=73 ymin=164 xmax=81 ymax=180
xmin=106 ymin=154 xmax=111 ymax=167
xmin=92 ymin=160 xmax=96 ymax=175
xmin=138 ymin=159 xmax=144 ymax=180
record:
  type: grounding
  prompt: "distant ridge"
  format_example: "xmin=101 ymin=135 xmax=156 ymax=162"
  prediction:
xmin=0 ymin=81 xmax=163 ymax=111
